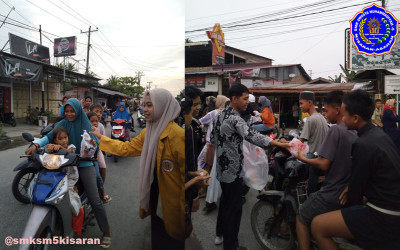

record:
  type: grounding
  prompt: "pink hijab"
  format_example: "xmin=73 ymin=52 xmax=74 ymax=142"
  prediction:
xmin=215 ymin=95 xmax=230 ymax=110
xmin=139 ymin=88 xmax=181 ymax=212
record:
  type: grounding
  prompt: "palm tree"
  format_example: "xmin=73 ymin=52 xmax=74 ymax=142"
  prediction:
xmin=328 ymin=75 xmax=342 ymax=83
xmin=106 ymin=75 xmax=119 ymax=87
xmin=340 ymin=64 xmax=359 ymax=83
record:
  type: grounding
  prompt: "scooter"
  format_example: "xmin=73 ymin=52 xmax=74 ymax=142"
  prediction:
xmin=111 ymin=119 xmax=131 ymax=162
xmin=0 ymin=105 xmax=16 ymax=127
xmin=12 ymin=117 xmax=63 ymax=204
xmin=137 ymin=110 xmax=146 ymax=128
xmin=18 ymin=133 xmax=95 ymax=250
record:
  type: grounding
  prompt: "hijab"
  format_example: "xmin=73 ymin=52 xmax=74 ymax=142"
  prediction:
xmin=47 ymin=98 xmax=98 ymax=165
xmin=259 ymin=96 xmax=273 ymax=113
xmin=112 ymin=102 xmax=131 ymax=120
xmin=139 ymin=88 xmax=181 ymax=212
xmin=384 ymin=99 xmax=396 ymax=116
xmin=215 ymin=95 xmax=230 ymax=111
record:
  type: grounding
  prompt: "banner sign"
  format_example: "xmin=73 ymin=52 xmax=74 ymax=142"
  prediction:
xmin=54 ymin=36 xmax=77 ymax=57
xmin=0 ymin=54 xmax=43 ymax=82
xmin=206 ymin=23 xmax=225 ymax=65
xmin=9 ymin=33 xmax=50 ymax=64
xmin=346 ymin=29 xmax=400 ymax=70
xmin=385 ymin=75 xmax=400 ymax=94
xmin=350 ymin=4 xmax=399 ymax=56
xmin=185 ymin=76 xmax=206 ymax=88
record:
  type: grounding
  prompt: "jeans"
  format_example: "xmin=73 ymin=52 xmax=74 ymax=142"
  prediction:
xmin=251 ymin=123 xmax=276 ymax=132
xmin=94 ymin=161 xmax=104 ymax=189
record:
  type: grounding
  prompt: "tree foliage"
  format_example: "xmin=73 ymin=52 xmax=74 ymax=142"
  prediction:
xmin=105 ymin=75 xmax=145 ymax=98
xmin=340 ymin=64 xmax=359 ymax=83
xmin=328 ymin=75 xmax=342 ymax=83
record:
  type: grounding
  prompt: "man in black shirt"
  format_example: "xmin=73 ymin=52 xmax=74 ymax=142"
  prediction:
xmin=311 ymin=89 xmax=400 ymax=249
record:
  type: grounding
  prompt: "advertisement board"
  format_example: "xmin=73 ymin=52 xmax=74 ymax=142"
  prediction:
xmin=385 ymin=75 xmax=400 ymax=94
xmin=0 ymin=54 xmax=43 ymax=82
xmin=9 ymin=33 xmax=50 ymax=64
xmin=206 ymin=23 xmax=225 ymax=65
xmin=54 ymin=36 xmax=77 ymax=57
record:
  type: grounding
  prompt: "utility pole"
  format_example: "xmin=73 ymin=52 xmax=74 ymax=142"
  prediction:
xmin=81 ymin=26 xmax=98 ymax=75
xmin=146 ymin=81 xmax=152 ymax=90
xmin=39 ymin=25 xmax=42 ymax=45
xmin=382 ymin=0 xmax=385 ymax=8
xmin=136 ymin=71 xmax=145 ymax=85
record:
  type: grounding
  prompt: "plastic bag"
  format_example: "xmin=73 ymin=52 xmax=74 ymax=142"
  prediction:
xmin=289 ymin=138 xmax=309 ymax=157
xmin=69 ymin=190 xmax=82 ymax=216
xmin=80 ymin=130 xmax=95 ymax=157
xmin=242 ymin=140 xmax=269 ymax=190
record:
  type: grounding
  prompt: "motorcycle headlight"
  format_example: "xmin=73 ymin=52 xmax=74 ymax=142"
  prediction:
xmin=41 ymin=154 xmax=62 ymax=170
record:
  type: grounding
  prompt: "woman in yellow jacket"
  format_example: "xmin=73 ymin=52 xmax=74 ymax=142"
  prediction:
xmin=91 ymin=88 xmax=185 ymax=250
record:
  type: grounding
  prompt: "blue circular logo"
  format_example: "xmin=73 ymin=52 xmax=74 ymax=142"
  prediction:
xmin=350 ymin=4 xmax=399 ymax=56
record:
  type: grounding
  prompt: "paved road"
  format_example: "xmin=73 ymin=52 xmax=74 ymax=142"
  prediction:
xmin=187 ymin=189 xmax=264 ymax=250
xmin=0 ymin=118 xmax=152 ymax=249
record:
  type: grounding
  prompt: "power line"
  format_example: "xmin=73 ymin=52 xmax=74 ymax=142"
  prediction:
xmin=58 ymin=0 xmax=97 ymax=28
xmin=91 ymin=47 xmax=120 ymax=77
xmin=47 ymin=0 xmax=91 ymax=27
xmin=25 ymin=0 xmax=81 ymax=31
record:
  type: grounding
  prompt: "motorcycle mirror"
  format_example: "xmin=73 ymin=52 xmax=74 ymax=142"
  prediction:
xmin=22 ymin=132 xmax=34 ymax=142
xmin=41 ymin=125 xmax=53 ymax=135
xmin=55 ymin=116 xmax=64 ymax=122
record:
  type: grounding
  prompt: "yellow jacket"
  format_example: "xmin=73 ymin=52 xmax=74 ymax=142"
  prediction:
xmin=99 ymin=121 xmax=185 ymax=240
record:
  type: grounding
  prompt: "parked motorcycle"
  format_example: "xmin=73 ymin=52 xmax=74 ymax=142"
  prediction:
xmin=18 ymin=132 xmax=95 ymax=250
xmin=12 ymin=117 xmax=63 ymax=204
xmin=137 ymin=110 xmax=146 ymax=128
xmin=251 ymin=143 xmax=359 ymax=250
xmin=111 ymin=119 xmax=130 ymax=162
xmin=0 ymin=105 xmax=16 ymax=127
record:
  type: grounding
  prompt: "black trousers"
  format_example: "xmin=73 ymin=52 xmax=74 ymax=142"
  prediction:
xmin=216 ymin=178 xmax=243 ymax=250
xmin=307 ymin=166 xmax=324 ymax=195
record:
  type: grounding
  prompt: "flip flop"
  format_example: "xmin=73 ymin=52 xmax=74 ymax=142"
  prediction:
xmin=102 ymin=194 xmax=112 ymax=203
xmin=100 ymin=236 xmax=111 ymax=249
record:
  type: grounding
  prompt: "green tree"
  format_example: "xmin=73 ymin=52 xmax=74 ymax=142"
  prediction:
xmin=106 ymin=76 xmax=145 ymax=98
xmin=340 ymin=64 xmax=359 ymax=83
xmin=56 ymin=62 xmax=77 ymax=72
xmin=328 ymin=75 xmax=342 ymax=83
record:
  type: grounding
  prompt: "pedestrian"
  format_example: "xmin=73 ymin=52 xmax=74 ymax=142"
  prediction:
xmin=382 ymin=99 xmax=400 ymax=154
xmin=25 ymin=98 xmax=111 ymax=248
xmin=312 ymin=89 xmax=400 ymax=250
xmin=293 ymin=90 xmax=358 ymax=250
xmin=371 ymin=99 xmax=383 ymax=127
xmin=59 ymin=94 xmax=71 ymax=116
xmin=83 ymin=96 xmax=92 ymax=114
xmin=297 ymin=91 xmax=328 ymax=194
xmin=112 ymin=102 xmax=132 ymax=141
xmin=197 ymin=95 xmax=230 ymax=214
xmin=251 ymin=96 xmax=276 ymax=132
xmin=91 ymin=88 xmax=185 ymax=250
xmin=202 ymin=96 xmax=216 ymax=117
xmin=211 ymin=83 xmax=290 ymax=250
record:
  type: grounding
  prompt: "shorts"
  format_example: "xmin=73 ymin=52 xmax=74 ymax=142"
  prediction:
xmin=297 ymin=192 xmax=341 ymax=227
xmin=342 ymin=205 xmax=400 ymax=250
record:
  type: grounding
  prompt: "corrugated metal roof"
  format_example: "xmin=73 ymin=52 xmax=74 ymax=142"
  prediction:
xmin=249 ymin=82 xmax=360 ymax=93
xmin=93 ymin=87 xmax=130 ymax=97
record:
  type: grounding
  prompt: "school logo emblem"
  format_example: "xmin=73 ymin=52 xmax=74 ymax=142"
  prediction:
xmin=350 ymin=4 xmax=399 ymax=55
xmin=161 ymin=160 xmax=174 ymax=173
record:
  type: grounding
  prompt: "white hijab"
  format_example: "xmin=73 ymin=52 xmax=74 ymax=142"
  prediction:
xmin=139 ymin=88 xmax=181 ymax=212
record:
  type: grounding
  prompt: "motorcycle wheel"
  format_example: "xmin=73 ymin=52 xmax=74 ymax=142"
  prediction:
xmin=32 ymin=226 xmax=52 ymax=250
xmin=12 ymin=167 xmax=38 ymax=204
xmin=10 ymin=117 xmax=16 ymax=127
xmin=251 ymin=201 xmax=294 ymax=250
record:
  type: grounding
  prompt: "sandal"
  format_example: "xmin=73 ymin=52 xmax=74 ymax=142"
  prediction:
xmin=100 ymin=236 xmax=111 ymax=249
xmin=101 ymin=194 xmax=112 ymax=203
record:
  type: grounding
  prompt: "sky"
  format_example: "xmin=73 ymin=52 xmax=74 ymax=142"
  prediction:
xmin=0 ymin=0 xmax=184 ymax=96
xmin=185 ymin=0 xmax=400 ymax=79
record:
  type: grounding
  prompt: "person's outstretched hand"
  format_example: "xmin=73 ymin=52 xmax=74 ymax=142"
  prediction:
xmin=90 ymin=126 xmax=102 ymax=139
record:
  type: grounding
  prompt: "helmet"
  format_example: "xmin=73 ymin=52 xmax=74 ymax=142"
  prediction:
xmin=249 ymin=94 xmax=256 ymax=103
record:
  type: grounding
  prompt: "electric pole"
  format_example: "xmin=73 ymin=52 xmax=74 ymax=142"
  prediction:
xmin=81 ymin=26 xmax=98 ymax=75
xmin=146 ymin=81 xmax=152 ymax=90
xmin=136 ymin=71 xmax=145 ymax=85
xmin=39 ymin=25 xmax=42 ymax=45
xmin=382 ymin=0 xmax=385 ymax=8
xmin=0 ymin=7 xmax=14 ymax=30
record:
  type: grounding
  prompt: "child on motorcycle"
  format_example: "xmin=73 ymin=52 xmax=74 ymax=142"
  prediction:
xmin=251 ymin=96 xmax=276 ymax=132
xmin=47 ymin=126 xmax=79 ymax=192
xmin=112 ymin=102 xmax=132 ymax=141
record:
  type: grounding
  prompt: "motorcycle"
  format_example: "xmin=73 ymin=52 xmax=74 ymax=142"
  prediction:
xmin=111 ymin=119 xmax=131 ymax=162
xmin=18 ymin=132 xmax=95 ymax=250
xmin=251 ymin=143 xmax=359 ymax=250
xmin=0 ymin=105 xmax=16 ymax=127
xmin=12 ymin=116 xmax=63 ymax=204
xmin=137 ymin=109 xmax=146 ymax=128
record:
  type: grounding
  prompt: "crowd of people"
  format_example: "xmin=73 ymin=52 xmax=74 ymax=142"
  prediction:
xmin=183 ymin=84 xmax=400 ymax=250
